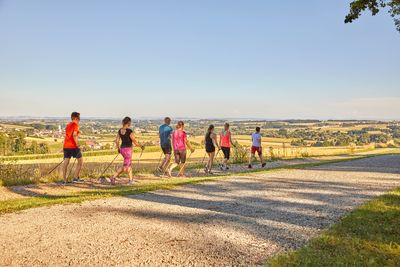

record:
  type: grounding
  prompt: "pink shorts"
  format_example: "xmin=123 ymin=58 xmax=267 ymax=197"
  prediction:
xmin=251 ymin=146 xmax=262 ymax=155
xmin=120 ymin=147 xmax=132 ymax=170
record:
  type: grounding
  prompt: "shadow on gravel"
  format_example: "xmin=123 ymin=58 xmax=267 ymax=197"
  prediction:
xmin=308 ymin=154 xmax=400 ymax=174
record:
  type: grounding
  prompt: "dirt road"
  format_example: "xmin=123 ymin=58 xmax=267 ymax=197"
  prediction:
xmin=1 ymin=155 xmax=399 ymax=266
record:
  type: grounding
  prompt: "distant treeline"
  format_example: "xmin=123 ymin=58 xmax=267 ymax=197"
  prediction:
xmin=0 ymin=132 xmax=49 ymax=156
xmin=278 ymin=126 xmax=400 ymax=147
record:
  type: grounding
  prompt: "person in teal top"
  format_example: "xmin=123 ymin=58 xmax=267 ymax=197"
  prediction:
xmin=158 ymin=117 xmax=173 ymax=173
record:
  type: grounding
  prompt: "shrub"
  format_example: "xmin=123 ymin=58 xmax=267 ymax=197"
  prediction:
xmin=231 ymin=142 xmax=249 ymax=163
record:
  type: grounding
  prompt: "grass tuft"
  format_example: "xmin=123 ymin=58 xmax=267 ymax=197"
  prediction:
xmin=267 ymin=189 xmax=400 ymax=267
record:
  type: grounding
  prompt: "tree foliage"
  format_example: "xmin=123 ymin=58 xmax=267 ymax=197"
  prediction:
xmin=345 ymin=0 xmax=400 ymax=32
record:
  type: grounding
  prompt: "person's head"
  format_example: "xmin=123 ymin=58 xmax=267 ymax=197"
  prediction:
xmin=71 ymin=112 xmax=80 ymax=123
xmin=122 ymin=116 xmax=132 ymax=128
xmin=176 ymin=121 xmax=184 ymax=130
xmin=207 ymin=124 xmax=215 ymax=134
xmin=255 ymin=126 xmax=261 ymax=133
xmin=224 ymin=123 xmax=230 ymax=131
xmin=164 ymin=117 xmax=171 ymax=125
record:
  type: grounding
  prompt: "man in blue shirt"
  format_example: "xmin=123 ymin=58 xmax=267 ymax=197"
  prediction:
xmin=158 ymin=117 xmax=173 ymax=173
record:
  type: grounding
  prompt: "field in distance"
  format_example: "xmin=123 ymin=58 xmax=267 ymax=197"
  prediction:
xmin=0 ymin=118 xmax=399 ymax=185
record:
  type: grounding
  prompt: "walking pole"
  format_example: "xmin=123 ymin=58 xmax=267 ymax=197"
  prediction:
xmin=47 ymin=159 xmax=65 ymax=176
xmin=133 ymin=146 xmax=145 ymax=174
xmin=214 ymin=149 xmax=223 ymax=170
xmin=99 ymin=154 xmax=120 ymax=179
xmin=67 ymin=158 xmax=77 ymax=180
xmin=179 ymin=150 xmax=193 ymax=176
xmin=196 ymin=152 xmax=208 ymax=176
xmin=162 ymin=150 xmax=176 ymax=177
xmin=155 ymin=151 xmax=163 ymax=173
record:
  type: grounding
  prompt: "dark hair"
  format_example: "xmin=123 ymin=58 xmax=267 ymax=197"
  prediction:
xmin=207 ymin=124 xmax=215 ymax=134
xmin=71 ymin=112 xmax=80 ymax=120
xmin=176 ymin=121 xmax=184 ymax=128
xmin=164 ymin=117 xmax=171 ymax=123
xmin=122 ymin=116 xmax=131 ymax=125
xmin=224 ymin=123 xmax=230 ymax=129
xmin=256 ymin=127 xmax=261 ymax=132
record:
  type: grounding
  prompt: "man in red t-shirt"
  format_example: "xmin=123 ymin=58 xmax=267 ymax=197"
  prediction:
xmin=62 ymin=112 xmax=83 ymax=184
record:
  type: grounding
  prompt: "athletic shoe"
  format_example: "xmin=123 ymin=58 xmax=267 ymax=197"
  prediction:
xmin=225 ymin=166 xmax=230 ymax=171
xmin=248 ymin=164 xmax=252 ymax=169
xmin=261 ymin=163 xmax=266 ymax=168
xmin=219 ymin=164 xmax=224 ymax=171
xmin=128 ymin=180 xmax=136 ymax=185
xmin=73 ymin=177 xmax=84 ymax=183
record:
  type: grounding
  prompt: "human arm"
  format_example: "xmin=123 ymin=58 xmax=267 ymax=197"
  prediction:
xmin=229 ymin=132 xmax=235 ymax=147
xmin=73 ymin=131 xmax=80 ymax=148
xmin=130 ymin=132 xmax=144 ymax=149
xmin=212 ymin=133 xmax=220 ymax=150
xmin=72 ymin=124 xmax=80 ymax=147
xmin=185 ymin=134 xmax=195 ymax=153
xmin=115 ymin=132 xmax=121 ymax=152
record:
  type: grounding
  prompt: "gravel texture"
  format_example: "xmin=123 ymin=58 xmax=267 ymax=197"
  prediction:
xmin=0 ymin=155 xmax=399 ymax=267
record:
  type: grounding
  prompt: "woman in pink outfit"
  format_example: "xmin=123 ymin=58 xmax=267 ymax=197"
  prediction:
xmin=168 ymin=121 xmax=194 ymax=177
xmin=110 ymin=117 xmax=144 ymax=185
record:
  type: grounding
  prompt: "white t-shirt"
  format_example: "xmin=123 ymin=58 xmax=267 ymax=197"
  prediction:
xmin=252 ymin=132 xmax=262 ymax=147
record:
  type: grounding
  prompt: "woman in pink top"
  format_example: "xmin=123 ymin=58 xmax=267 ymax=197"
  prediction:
xmin=219 ymin=123 xmax=235 ymax=171
xmin=168 ymin=121 xmax=194 ymax=177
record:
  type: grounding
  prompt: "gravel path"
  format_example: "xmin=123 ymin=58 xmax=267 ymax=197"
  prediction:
xmin=1 ymin=155 xmax=399 ymax=267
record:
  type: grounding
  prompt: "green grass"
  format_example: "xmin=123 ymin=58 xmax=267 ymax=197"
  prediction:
xmin=0 ymin=146 xmax=163 ymax=161
xmin=267 ymin=188 xmax=400 ymax=267
xmin=2 ymin=154 xmax=400 ymax=266
xmin=0 ymin=176 xmax=229 ymax=215
xmin=0 ymin=153 xmax=396 ymax=215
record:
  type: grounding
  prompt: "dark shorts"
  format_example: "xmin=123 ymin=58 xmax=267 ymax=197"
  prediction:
xmin=221 ymin=147 xmax=230 ymax=160
xmin=205 ymin=145 xmax=215 ymax=153
xmin=251 ymin=146 xmax=262 ymax=156
xmin=161 ymin=145 xmax=172 ymax=155
xmin=174 ymin=150 xmax=187 ymax=164
xmin=63 ymin=148 xmax=82 ymax=159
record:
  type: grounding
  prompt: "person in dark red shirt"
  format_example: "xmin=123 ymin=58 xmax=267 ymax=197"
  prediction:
xmin=62 ymin=112 xmax=83 ymax=184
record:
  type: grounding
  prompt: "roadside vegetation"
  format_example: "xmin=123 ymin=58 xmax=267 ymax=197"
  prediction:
xmin=268 ymin=187 xmax=400 ymax=267
xmin=1 ymin=119 xmax=399 ymax=186
xmin=0 ymin=155 xmax=381 ymax=214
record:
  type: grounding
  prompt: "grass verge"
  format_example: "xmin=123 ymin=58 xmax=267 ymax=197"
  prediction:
xmin=0 ymin=176 xmax=228 ymax=215
xmin=267 ymin=188 xmax=400 ymax=267
xmin=0 ymin=153 xmax=396 ymax=215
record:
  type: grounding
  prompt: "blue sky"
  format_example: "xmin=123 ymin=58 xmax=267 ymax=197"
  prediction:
xmin=0 ymin=0 xmax=399 ymax=119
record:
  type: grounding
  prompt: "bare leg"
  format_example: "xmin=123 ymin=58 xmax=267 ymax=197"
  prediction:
xmin=179 ymin=163 xmax=185 ymax=176
xmin=127 ymin=166 xmax=133 ymax=181
xmin=161 ymin=154 xmax=171 ymax=170
xmin=112 ymin=166 xmax=124 ymax=178
xmin=207 ymin=152 xmax=215 ymax=172
xmin=206 ymin=153 xmax=211 ymax=171
xmin=74 ymin=157 xmax=83 ymax=178
xmin=259 ymin=154 xmax=264 ymax=164
xmin=223 ymin=158 xmax=228 ymax=168
xmin=249 ymin=153 xmax=255 ymax=166
xmin=110 ymin=166 xmax=124 ymax=185
xmin=62 ymin=158 xmax=70 ymax=182
xmin=168 ymin=163 xmax=178 ymax=177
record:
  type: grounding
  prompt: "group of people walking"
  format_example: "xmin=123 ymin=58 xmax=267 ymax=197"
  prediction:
xmin=61 ymin=112 xmax=266 ymax=185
